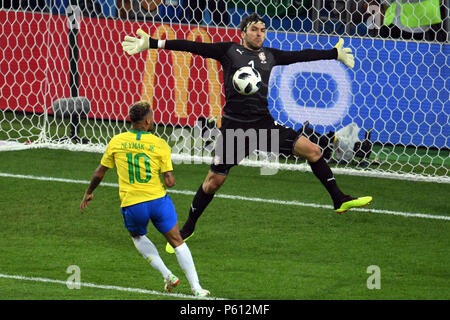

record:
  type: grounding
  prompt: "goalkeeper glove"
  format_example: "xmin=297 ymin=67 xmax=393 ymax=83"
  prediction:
xmin=122 ymin=29 xmax=158 ymax=55
xmin=334 ymin=38 xmax=355 ymax=69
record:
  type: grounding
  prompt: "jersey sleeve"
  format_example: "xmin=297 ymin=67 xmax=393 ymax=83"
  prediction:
xmin=268 ymin=47 xmax=338 ymax=66
xmin=164 ymin=40 xmax=233 ymax=60
xmin=100 ymin=139 xmax=115 ymax=168
xmin=159 ymin=141 xmax=173 ymax=173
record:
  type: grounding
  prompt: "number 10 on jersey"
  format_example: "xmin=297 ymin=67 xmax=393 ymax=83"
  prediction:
xmin=126 ymin=153 xmax=152 ymax=184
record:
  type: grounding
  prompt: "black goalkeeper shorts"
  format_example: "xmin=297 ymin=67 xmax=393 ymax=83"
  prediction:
xmin=210 ymin=115 xmax=301 ymax=176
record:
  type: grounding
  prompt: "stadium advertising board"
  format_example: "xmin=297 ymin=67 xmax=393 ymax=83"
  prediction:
xmin=138 ymin=24 xmax=238 ymax=127
xmin=76 ymin=16 xmax=237 ymax=127
xmin=266 ymin=33 xmax=448 ymax=149
xmin=0 ymin=11 xmax=447 ymax=148
xmin=0 ymin=11 xmax=238 ymax=127
xmin=0 ymin=10 xmax=70 ymax=115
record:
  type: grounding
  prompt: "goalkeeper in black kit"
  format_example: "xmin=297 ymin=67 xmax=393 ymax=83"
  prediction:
xmin=122 ymin=13 xmax=372 ymax=254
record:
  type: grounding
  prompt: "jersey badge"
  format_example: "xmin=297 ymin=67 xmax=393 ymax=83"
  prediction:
xmin=258 ymin=51 xmax=267 ymax=64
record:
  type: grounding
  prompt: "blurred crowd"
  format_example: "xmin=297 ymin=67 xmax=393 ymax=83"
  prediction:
xmin=1 ymin=0 xmax=447 ymax=42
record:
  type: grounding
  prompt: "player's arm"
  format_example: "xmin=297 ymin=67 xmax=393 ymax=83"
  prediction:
xmin=271 ymin=38 xmax=354 ymax=69
xmin=80 ymin=164 xmax=110 ymax=211
xmin=121 ymin=29 xmax=229 ymax=60
xmin=162 ymin=171 xmax=176 ymax=188
xmin=159 ymin=140 xmax=176 ymax=188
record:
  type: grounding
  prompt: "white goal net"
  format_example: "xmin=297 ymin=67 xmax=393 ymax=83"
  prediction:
xmin=0 ymin=0 xmax=448 ymax=183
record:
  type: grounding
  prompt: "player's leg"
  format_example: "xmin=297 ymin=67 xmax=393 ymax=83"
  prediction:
xmin=121 ymin=204 xmax=175 ymax=286
xmin=293 ymin=135 xmax=372 ymax=212
xmin=180 ymin=169 xmax=227 ymax=238
xmin=130 ymin=233 xmax=178 ymax=290
xmin=155 ymin=195 xmax=210 ymax=296
xmin=164 ymin=224 xmax=209 ymax=296
xmin=178 ymin=120 xmax=236 ymax=241
xmin=169 ymin=120 xmax=250 ymax=254
xmin=293 ymin=135 xmax=345 ymax=205
xmin=166 ymin=169 xmax=227 ymax=254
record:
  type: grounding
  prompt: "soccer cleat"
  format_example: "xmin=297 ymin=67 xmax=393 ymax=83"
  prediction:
xmin=165 ymin=232 xmax=195 ymax=254
xmin=164 ymin=274 xmax=180 ymax=292
xmin=335 ymin=196 xmax=372 ymax=214
xmin=193 ymin=288 xmax=210 ymax=297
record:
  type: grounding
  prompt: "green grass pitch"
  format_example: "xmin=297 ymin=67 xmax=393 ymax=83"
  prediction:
xmin=0 ymin=148 xmax=449 ymax=300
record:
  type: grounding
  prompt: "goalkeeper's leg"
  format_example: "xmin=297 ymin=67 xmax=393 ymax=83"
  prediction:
xmin=293 ymin=136 xmax=372 ymax=212
xmin=181 ymin=170 xmax=226 ymax=238
xmin=166 ymin=170 xmax=226 ymax=254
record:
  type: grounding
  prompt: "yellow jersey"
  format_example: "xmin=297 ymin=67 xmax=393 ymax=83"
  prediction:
xmin=101 ymin=130 xmax=173 ymax=207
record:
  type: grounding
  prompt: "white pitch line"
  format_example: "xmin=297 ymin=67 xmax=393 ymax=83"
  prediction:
xmin=0 ymin=273 xmax=225 ymax=300
xmin=0 ymin=172 xmax=449 ymax=221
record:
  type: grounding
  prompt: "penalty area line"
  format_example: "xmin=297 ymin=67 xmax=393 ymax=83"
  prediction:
xmin=0 ymin=273 xmax=226 ymax=300
xmin=0 ymin=172 xmax=449 ymax=221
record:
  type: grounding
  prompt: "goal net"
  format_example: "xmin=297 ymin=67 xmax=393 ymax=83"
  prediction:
xmin=0 ymin=0 xmax=448 ymax=183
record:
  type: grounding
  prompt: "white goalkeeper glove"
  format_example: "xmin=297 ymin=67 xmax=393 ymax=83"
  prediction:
xmin=334 ymin=38 xmax=355 ymax=69
xmin=122 ymin=29 xmax=152 ymax=55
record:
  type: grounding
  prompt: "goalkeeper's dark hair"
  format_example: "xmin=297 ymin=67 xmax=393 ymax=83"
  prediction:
xmin=239 ymin=13 xmax=266 ymax=32
xmin=129 ymin=101 xmax=151 ymax=123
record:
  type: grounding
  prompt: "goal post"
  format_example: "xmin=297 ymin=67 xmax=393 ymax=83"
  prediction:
xmin=0 ymin=1 xmax=448 ymax=183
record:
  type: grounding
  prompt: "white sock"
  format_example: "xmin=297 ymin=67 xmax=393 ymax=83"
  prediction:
xmin=174 ymin=242 xmax=202 ymax=291
xmin=132 ymin=235 xmax=172 ymax=280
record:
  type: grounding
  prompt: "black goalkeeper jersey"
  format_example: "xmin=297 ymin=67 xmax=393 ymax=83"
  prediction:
xmin=164 ymin=40 xmax=338 ymax=122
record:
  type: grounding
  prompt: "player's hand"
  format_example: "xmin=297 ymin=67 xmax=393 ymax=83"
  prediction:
xmin=334 ymin=39 xmax=355 ymax=69
xmin=122 ymin=29 xmax=150 ymax=55
xmin=80 ymin=192 xmax=94 ymax=212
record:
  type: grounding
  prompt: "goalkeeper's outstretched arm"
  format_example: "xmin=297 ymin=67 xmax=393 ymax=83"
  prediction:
xmin=271 ymin=38 xmax=355 ymax=69
xmin=122 ymin=29 xmax=354 ymax=69
xmin=121 ymin=29 xmax=228 ymax=60
xmin=122 ymin=29 xmax=160 ymax=54
xmin=334 ymin=38 xmax=355 ymax=69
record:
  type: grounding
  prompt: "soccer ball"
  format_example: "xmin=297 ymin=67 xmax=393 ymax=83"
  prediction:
xmin=232 ymin=66 xmax=262 ymax=95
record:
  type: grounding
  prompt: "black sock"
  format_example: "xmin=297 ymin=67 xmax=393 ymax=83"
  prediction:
xmin=309 ymin=156 xmax=346 ymax=208
xmin=180 ymin=184 xmax=215 ymax=239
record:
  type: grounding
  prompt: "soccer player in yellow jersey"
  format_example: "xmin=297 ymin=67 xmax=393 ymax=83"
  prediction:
xmin=80 ymin=101 xmax=210 ymax=297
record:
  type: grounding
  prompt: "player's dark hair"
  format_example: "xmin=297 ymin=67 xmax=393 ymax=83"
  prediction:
xmin=129 ymin=101 xmax=151 ymax=123
xmin=239 ymin=13 xmax=266 ymax=32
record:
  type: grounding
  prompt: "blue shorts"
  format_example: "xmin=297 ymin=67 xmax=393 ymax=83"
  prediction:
xmin=120 ymin=194 xmax=178 ymax=235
